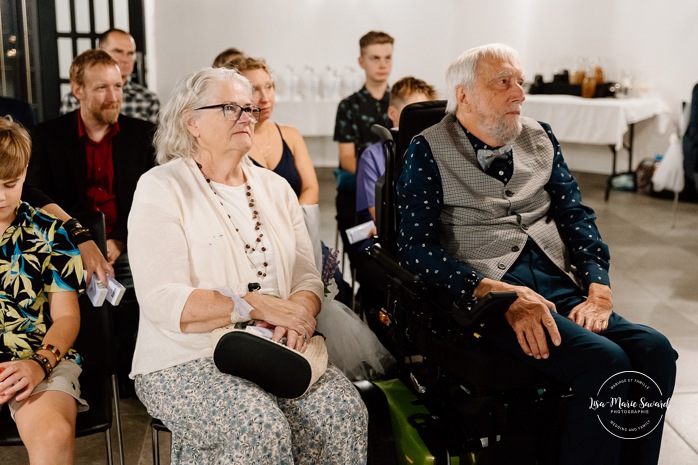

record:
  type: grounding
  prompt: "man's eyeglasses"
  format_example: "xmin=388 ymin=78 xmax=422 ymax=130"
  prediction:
xmin=193 ymin=103 xmax=261 ymax=123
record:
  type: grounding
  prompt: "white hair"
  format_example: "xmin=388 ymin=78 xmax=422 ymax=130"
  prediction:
xmin=445 ymin=43 xmax=520 ymax=114
xmin=154 ymin=67 xmax=253 ymax=165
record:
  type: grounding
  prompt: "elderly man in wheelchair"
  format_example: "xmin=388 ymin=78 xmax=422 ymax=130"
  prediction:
xmin=367 ymin=43 xmax=677 ymax=465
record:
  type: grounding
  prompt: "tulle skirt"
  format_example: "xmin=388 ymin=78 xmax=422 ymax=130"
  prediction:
xmin=300 ymin=204 xmax=394 ymax=381
xmin=316 ymin=282 xmax=395 ymax=381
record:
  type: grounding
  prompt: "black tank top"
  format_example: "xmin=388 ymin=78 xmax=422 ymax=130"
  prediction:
xmin=251 ymin=124 xmax=302 ymax=197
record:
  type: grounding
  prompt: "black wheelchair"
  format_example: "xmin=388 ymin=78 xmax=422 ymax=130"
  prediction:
xmin=357 ymin=100 xmax=571 ymax=465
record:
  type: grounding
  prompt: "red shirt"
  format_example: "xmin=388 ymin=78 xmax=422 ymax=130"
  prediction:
xmin=78 ymin=112 xmax=120 ymax=237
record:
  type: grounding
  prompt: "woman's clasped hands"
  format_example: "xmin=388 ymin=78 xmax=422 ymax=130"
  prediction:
xmin=245 ymin=293 xmax=317 ymax=352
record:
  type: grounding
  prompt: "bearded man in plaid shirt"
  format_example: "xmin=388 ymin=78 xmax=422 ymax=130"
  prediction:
xmin=60 ymin=28 xmax=159 ymax=124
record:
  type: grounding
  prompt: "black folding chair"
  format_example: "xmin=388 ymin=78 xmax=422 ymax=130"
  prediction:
xmin=366 ymin=101 xmax=570 ymax=464
xmin=150 ymin=417 xmax=171 ymax=465
xmin=0 ymin=211 xmax=125 ymax=465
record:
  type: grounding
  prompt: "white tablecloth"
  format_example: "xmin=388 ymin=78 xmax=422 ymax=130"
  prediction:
xmin=522 ymin=95 xmax=671 ymax=149
xmin=273 ymin=95 xmax=672 ymax=151
xmin=273 ymin=100 xmax=339 ymax=137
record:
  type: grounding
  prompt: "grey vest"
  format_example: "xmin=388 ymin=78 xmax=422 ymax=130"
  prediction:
xmin=421 ymin=114 xmax=580 ymax=286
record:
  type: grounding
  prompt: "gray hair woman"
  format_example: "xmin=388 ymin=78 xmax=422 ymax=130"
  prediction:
xmin=128 ymin=67 xmax=367 ymax=464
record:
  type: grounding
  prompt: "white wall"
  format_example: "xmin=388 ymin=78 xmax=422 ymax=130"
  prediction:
xmin=144 ymin=0 xmax=698 ymax=171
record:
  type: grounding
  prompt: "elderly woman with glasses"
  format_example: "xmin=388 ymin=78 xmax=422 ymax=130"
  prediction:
xmin=127 ymin=67 xmax=368 ymax=464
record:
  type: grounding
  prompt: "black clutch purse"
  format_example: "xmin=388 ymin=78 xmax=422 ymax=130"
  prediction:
xmin=211 ymin=323 xmax=328 ymax=399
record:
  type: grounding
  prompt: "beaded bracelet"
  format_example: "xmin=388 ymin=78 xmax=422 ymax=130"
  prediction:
xmin=39 ymin=343 xmax=62 ymax=362
xmin=29 ymin=352 xmax=53 ymax=379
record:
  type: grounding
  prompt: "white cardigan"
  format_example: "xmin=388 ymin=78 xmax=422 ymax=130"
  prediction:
xmin=128 ymin=156 xmax=322 ymax=376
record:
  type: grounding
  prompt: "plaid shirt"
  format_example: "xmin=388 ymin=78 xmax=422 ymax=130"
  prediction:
xmin=60 ymin=79 xmax=160 ymax=124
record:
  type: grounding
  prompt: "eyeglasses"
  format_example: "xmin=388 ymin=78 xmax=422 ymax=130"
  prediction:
xmin=193 ymin=102 xmax=261 ymax=123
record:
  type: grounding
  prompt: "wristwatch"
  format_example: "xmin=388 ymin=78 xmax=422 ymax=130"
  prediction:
xmin=247 ymin=282 xmax=261 ymax=293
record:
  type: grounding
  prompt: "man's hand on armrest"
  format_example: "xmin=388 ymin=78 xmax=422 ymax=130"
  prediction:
xmin=475 ymin=278 xmax=561 ymax=360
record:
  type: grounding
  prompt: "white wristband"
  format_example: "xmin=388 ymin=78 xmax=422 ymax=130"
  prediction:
xmin=215 ymin=287 xmax=254 ymax=323
xmin=230 ymin=294 xmax=254 ymax=322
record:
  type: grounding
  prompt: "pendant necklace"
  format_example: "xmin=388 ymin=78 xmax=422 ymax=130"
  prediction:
xmin=254 ymin=125 xmax=272 ymax=167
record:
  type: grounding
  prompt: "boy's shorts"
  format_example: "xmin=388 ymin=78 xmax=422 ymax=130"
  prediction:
xmin=2 ymin=359 xmax=89 ymax=419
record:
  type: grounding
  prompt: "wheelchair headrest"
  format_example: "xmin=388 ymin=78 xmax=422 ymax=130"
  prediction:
xmin=371 ymin=123 xmax=394 ymax=145
xmin=397 ymin=100 xmax=447 ymax=154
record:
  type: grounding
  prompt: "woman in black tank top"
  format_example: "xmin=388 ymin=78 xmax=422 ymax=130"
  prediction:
xmin=231 ymin=56 xmax=319 ymax=205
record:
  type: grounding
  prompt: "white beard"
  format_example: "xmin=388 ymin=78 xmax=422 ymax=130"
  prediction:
xmin=472 ymin=99 xmax=523 ymax=145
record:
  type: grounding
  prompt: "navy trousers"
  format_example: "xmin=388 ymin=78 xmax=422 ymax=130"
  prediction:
xmin=482 ymin=241 xmax=677 ymax=465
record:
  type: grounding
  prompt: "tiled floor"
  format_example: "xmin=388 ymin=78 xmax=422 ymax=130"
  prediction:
xmin=2 ymin=169 xmax=698 ymax=464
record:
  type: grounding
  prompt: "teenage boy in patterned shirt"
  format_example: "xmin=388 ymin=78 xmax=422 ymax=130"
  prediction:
xmin=333 ymin=30 xmax=394 ymax=279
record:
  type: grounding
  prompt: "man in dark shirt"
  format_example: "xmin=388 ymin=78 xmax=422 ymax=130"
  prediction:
xmin=334 ymin=30 xmax=394 ymax=173
xmin=397 ymin=44 xmax=676 ymax=465
xmin=25 ymin=49 xmax=155 ymax=395
xmin=60 ymin=29 xmax=160 ymax=124
xmin=333 ymin=31 xmax=393 ymax=303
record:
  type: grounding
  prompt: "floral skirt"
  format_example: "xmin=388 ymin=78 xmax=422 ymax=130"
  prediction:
xmin=135 ymin=358 xmax=368 ymax=465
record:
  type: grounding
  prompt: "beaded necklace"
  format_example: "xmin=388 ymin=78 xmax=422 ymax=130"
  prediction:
xmin=196 ymin=162 xmax=268 ymax=278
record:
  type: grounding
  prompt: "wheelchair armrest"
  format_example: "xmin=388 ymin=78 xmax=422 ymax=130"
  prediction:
xmin=367 ymin=243 xmax=423 ymax=289
xmin=367 ymin=242 xmax=519 ymax=354
xmin=452 ymin=291 xmax=518 ymax=328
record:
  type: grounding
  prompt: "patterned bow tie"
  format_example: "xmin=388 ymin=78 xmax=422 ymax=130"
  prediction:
xmin=476 ymin=144 xmax=513 ymax=171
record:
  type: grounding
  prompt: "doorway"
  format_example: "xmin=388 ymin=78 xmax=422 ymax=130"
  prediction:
xmin=0 ymin=0 xmax=55 ymax=122
xmin=0 ymin=0 xmax=145 ymax=123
